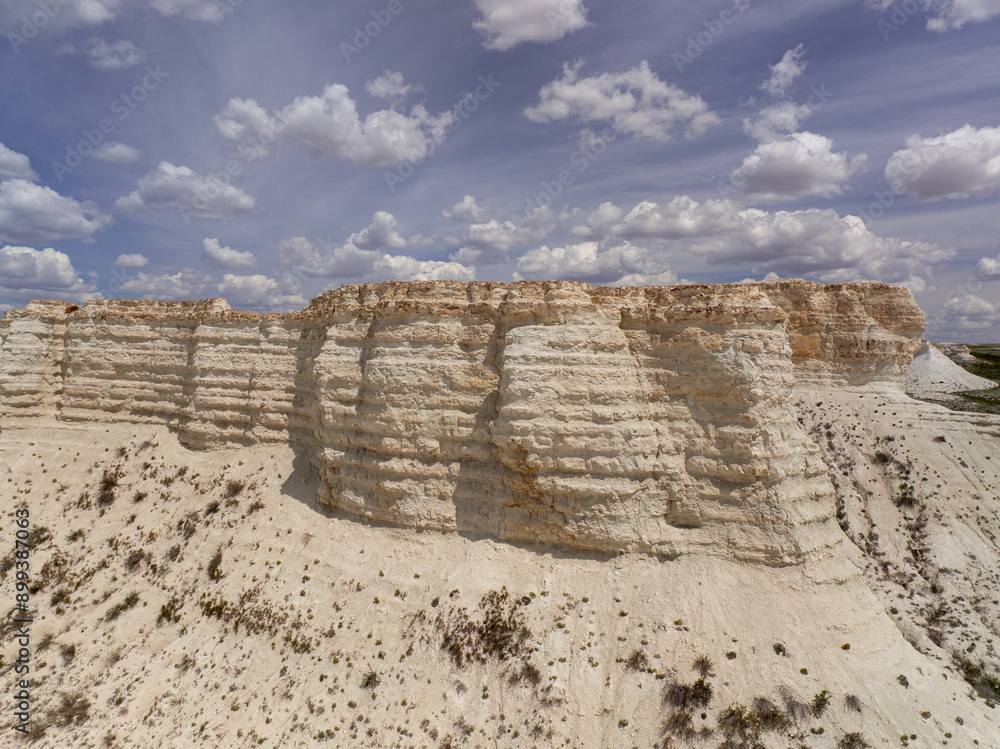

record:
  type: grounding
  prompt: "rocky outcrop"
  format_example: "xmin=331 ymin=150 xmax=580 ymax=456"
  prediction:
xmin=0 ymin=280 xmax=924 ymax=564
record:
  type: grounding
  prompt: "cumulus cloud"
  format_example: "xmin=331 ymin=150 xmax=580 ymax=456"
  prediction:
xmin=94 ymin=142 xmax=141 ymax=163
xmin=473 ymin=0 xmax=589 ymax=51
xmin=370 ymin=255 xmax=475 ymax=282
xmin=0 ymin=179 xmax=112 ymax=244
xmin=449 ymin=204 xmax=564 ymax=265
xmin=114 ymin=162 xmax=255 ymax=220
xmin=0 ymin=143 xmax=39 ymax=181
xmin=885 ymin=124 xmax=1000 ymax=200
xmin=571 ymin=197 xmax=740 ymax=241
xmin=217 ymin=273 xmax=305 ymax=310
xmin=365 ymin=71 xmax=414 ymax=102
xmin=113 ymin=253 xmax=148 ymax=268
xmin=524 ymin=61 xmax=720 ymax=142
xmin=73 ymin=38 xmax=145 ymax=70
xmin=514 ymin=240 xmax=677 ymax=286
xmin=761 ymin=44 xmax=807 ymax=97
xmin=214 ymin=77 xmax=455 ymax=167
xmin=442 ymin=195 xmax=492 ymax=223
xmin=117 ymin=268 xmax=214 ymax=300
xmin=348 ymin=211 xmax=407 ymax=251
xmin=730 ymin=50 xmax=867 ymax=203
xmin=569 ymin=197 xmax=953 ymax=286
xmin=734 ymin=132 xmax=868 ymax=202
xmin=939 ymin=293 xmax=1000 ymax=330
xmin=977 ymin=253 xmax=1000 ymax=280
xmin=201 ymin=238 xmax=256 ymax=270
xmin=0 ymin=245 xmax=100 ymax=303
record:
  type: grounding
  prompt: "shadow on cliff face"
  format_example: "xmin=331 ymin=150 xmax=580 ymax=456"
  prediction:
xmin=280 ymin=445 xmax=326 ymax=514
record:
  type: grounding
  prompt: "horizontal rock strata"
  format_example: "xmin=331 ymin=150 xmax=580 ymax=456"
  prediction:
xmin=0 ymin=280 xmax=924 ymax=564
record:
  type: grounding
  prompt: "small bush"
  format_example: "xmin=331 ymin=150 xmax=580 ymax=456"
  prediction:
xmin=625 ymin=649 xmax=649 ymax=671
xmin=224 ymin=480 xmax=245 ymax=499
xmin=68 ymin=529 xmax=86 ymax=542
xmin=207 ymin=548 xmax=224 ymax=580
xmin=811 ymin=690 xmax=831 ymax=718
xmin=361 ymin=669 xmax=380 ymax=689
xmin=50 ymin=587 xmax=72 ymax=607
xmin=124 ymin=550 xmax=146 ymax=573
xmin=247 ymin=500 xmax=265 ymax=514
xmin=693 ymin=655 xmax=714 ymax=678
xmin=55 ymin=691 xmax=91 ymax=727
xmin=844 ymin=694 xmax=862 ymax=712
xmin=838 ymin=732 xmax=872 ymax=749
xmin=97 ymin=469 xmax=121 ymax=506
xmin=105 ymin=591 xmax=140 ymax=621
xmin=772 ymin=643 xmax=787 ymax=656
xmin=60 ymin=643 xmax=76 ymax=664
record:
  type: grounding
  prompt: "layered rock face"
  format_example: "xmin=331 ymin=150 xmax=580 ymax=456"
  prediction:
xmin=0 ymin=280 xmax=924 ymax=564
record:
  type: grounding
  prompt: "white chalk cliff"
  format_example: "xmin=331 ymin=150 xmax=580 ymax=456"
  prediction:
xmin=0 ymin=280 xmax=924 ymax=564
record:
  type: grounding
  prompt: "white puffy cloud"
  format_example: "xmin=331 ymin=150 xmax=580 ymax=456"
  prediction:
xmin=514 ymin=240 xmax=677 ymax=286
xmin=274 ymin=235 xmax=473 ymax=285
xmin=348 ymin=211 xmax=407 ymax=251
xmin=0 ymin=179 xmax=112 ymax=244
xmin=524 ymin=61 xmax=720 ymax=142
xmin=885 ymin=125 xmax=1000 ymax=200
xmin=0 ymin=143 xmax=38 ymax=181
xmin=114 ymin=253 xmax=148 ymax=268
xmin=117 ymin=268 xmax=213 ymax=300
xmin=214 ymin=78 xmax=455 ymax=168
xmin=761 ymin=44 xmax=807 ymax=97
xmin=731 ymin=49 xmax=866 ymax=203
xmin=77 ymin=38 xmax=146 ymax=70
xmin=472 ymin=0 xmax=589 ymax=51
xmin=94 ymin=142 xmax=141 ymax=163
xmin=201 ymin=238 xmax=256 ymax=270
xmin=734 ymin=132 xmax=868 ymax=202
xmin=217 ymin=273 xmax=305 ymax=310
xmin=370 ymin=255 xmax=475 ymax=282
xmin=365 ymin=71 xmax=414 ymax=102
xmin=977 ymin=253 xmax=1000 ymax=280
xmin=449 ymin=204 xmax=564 ymax=265
xmin=743 ymin=102 xmax=814 ymax=142
xmin=0 ymin=245 xmax=99 ymax=302
xmin=569 ymin=197 xmax=953 ymax=285
xmin=442 ymin=195 xmax=492 ymax=223
xmin=571 ymin=197 xmax=739 ymax=240
xmin=700 ymin=207 xmax=953 ymax=284
xmin=114 ymin=162 xmax=255 ymax=220
xmin=939 ymin=293 xmax=1000 ymax=330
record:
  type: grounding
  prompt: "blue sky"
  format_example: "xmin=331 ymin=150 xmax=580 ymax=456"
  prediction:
xmin=1 ymin=0 xmax=999 ymax=341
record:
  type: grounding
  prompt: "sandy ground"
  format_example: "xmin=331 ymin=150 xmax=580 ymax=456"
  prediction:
xmin=1 ymin=387 xmax=999 ymax=748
